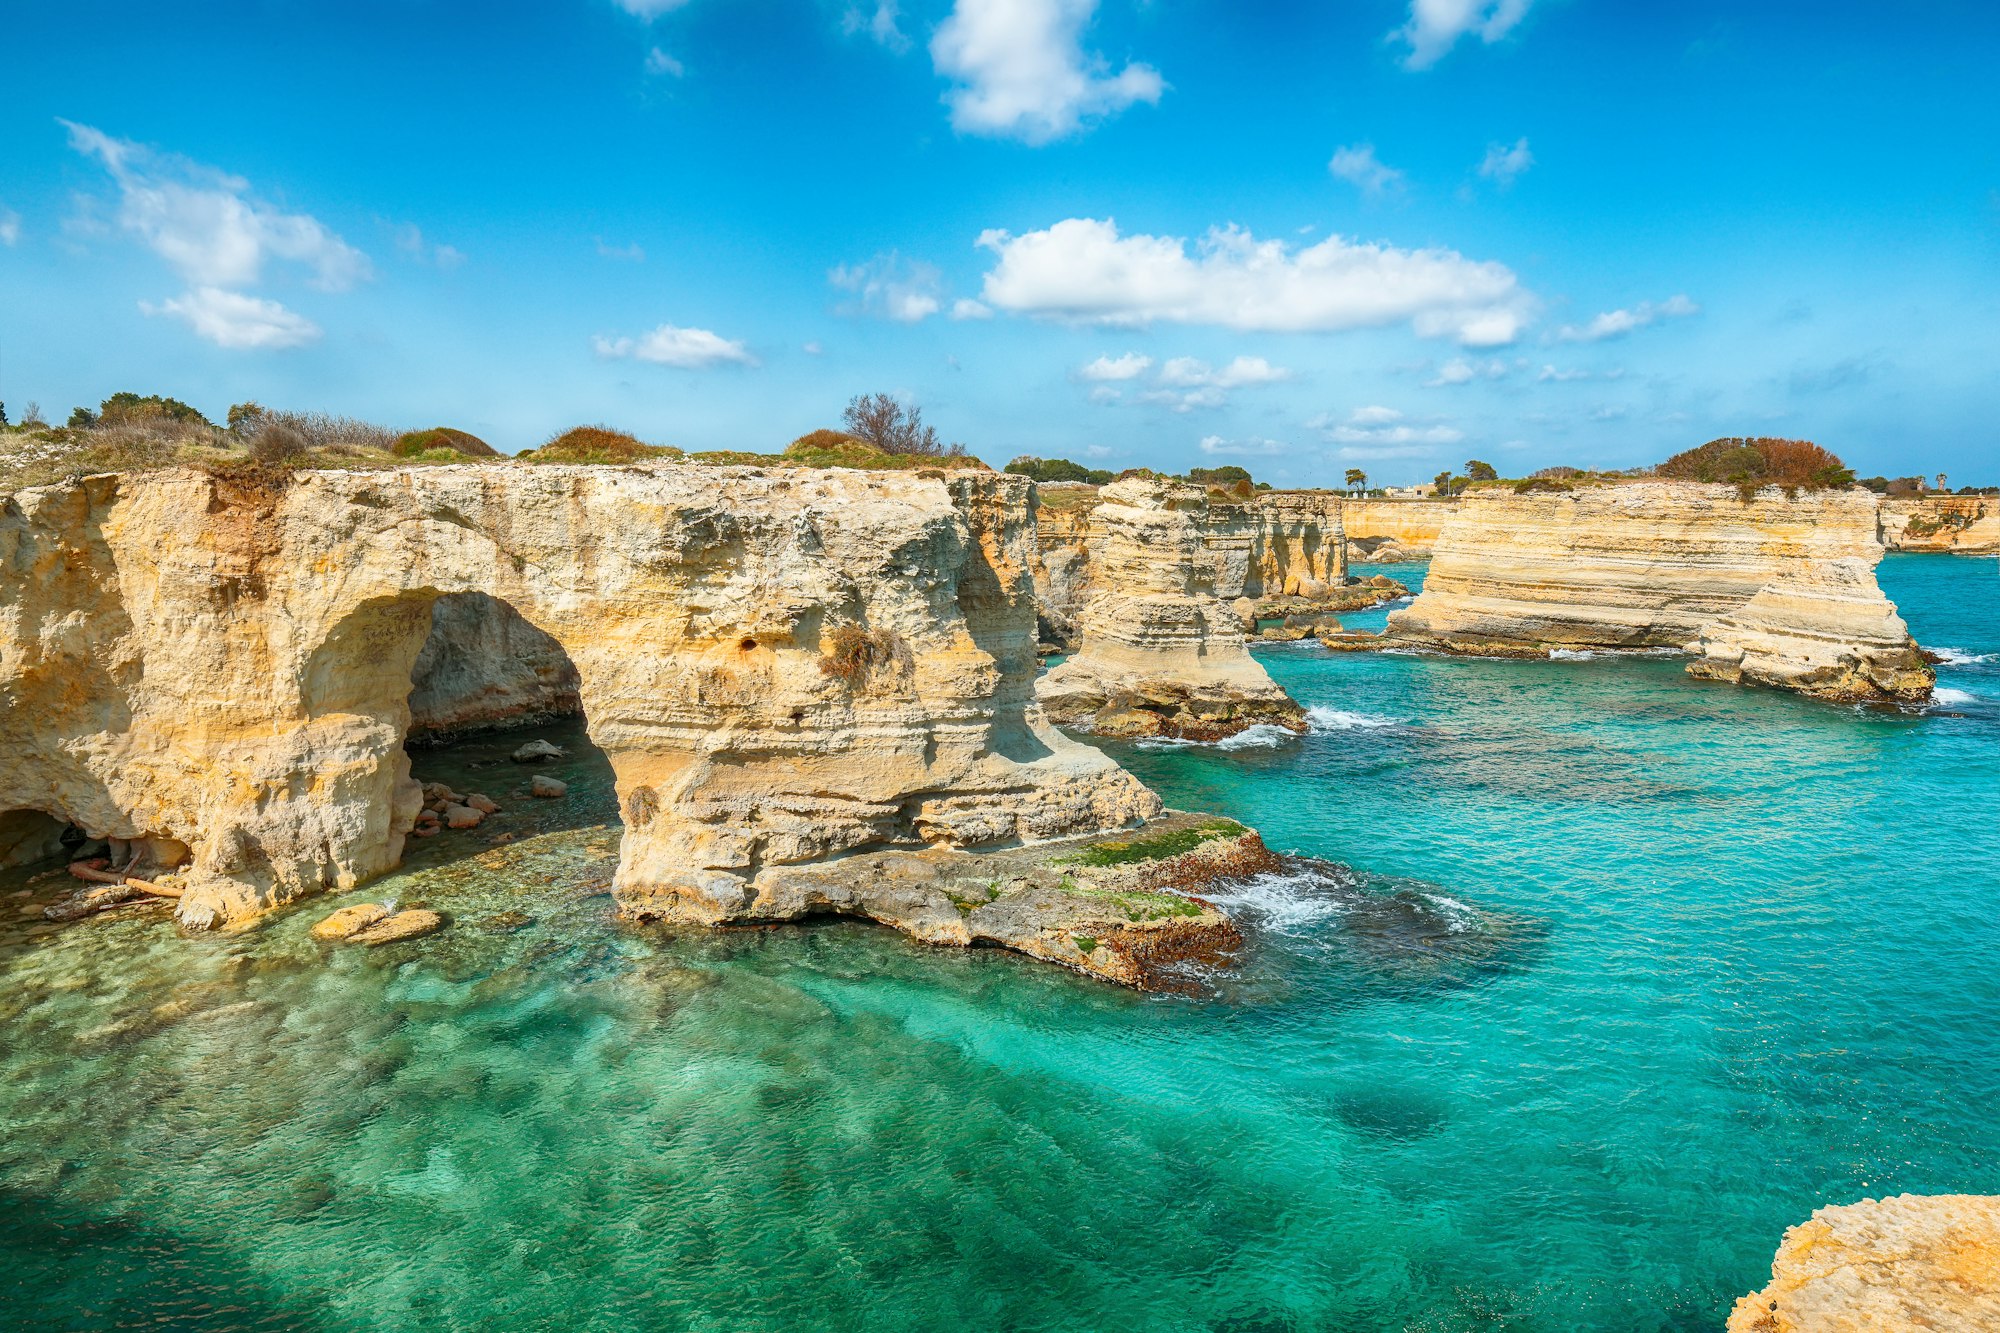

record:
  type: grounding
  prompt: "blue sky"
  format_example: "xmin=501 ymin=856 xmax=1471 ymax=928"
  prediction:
xmin=2 ymin=0 xmax=1996 ymax=484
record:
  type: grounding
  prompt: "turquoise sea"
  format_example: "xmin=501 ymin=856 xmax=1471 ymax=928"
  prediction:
xmin=3 ymin=553 xmax=1996 ymax=1331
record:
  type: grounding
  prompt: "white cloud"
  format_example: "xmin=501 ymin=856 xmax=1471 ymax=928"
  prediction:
xmin=844 ymin=1 xmax=908 ymax=52
xmin=593 ymin=323 xmax=757 ymax=368
xmin=1537 ymin=364 xmax=1623 ymax=382
xmin=596 ymin=238 xmax=646 ymax=262
xmin=645 ymin=46 xmax=685 ymax=76
xmin=1139 ymin=386 xmax=1227 ymax=413
xmin=1158 ymin=355 xmax=1291 ymax=388
xmin=1477 ymin=137 xmax=1533 ymax=187
xmin=1555 ymin=294 xmax=1699 ymax=343
xmin=1424 ymin=356 xmax=1508 ymax=387
xmin=393 ymin=223 xmax=464 ymax=268
xmin=976 ymin=217 xmax=1528 ymax=346
xmin=1310 ymin=405 xmax=1463 ymax=452
xmin=1198 ymin=435 xmax=1291 ymax=457
xmin=0 ymin=205 xmax=18 ymax=246
xmin=951 ymin=297 xmax=993 ymax=320
xmin=1396 ymin=0 xmax=1539 ymax=69
xmin=932 ymin=0 xmax=1164 ymax=145
xmin=1328 ymin=144 xmax=1405 ymax=198
xmin=140 ymin=286 xmax=320 ymax=349
xmin=1078 ymin=352 xmax=1153 ymax=381
xmin=613 ymin=0 xmax=693 ymax=18
xmin=830 ymin=251 xmax=943 ymax=322
xmin=65 ymin=121 xmax=370 ymax=292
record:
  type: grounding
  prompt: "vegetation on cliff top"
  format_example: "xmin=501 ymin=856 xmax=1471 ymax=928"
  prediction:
xmin=518 ymin=425 xmax=684 ymax=466
xmin=1655 ymin=437 xmax=1855 ymax=496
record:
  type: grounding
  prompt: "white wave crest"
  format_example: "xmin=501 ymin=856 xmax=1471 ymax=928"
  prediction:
xmin=1421 ymin=892 xmax=1478 ymax=935
xmin=1932 ymin=647 xmax=1997 ymax=667
xmin=1548 ymin=648 xmax=1599 ymax=661
xmin=1931 ymin=687 xmax=1979 ymax=706
xmin=1135 ymin=723 xmax=1297 ymax=752
xmin=1306 ymin=706 xmax=1399 ymax=731
xmin=1202 ymin=870 xmax=1347 ymax=936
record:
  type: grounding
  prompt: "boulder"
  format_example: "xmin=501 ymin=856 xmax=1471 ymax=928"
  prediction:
xmin=347 ymin=909 xmax=445 ymax=946
xmin=465 ymin=793 xmax=500 ymax=814
xmin=421 ymin=782 xmax=463 ymax=804
xmin=310 ymin=902 xmax=391 ymax=940
xmin=441 ymin=803 xmax=484 ymax=829
xmin=530 ymin=775 xmax=568 ymax=799
xmin=511 ymin=740 xmax=566 ymax=763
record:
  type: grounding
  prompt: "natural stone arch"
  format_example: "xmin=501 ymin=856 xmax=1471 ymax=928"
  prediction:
xmin=0 ymin=808 xmax=70 ymax=870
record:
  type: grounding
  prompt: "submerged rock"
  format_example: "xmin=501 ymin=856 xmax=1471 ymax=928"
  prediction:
xmin=441 ymin=803 xmax=484 ymax=830
xmin=529 ymin=775 xmax=568 ymax=799
xmin=310 ymin=902 xmax=390 ymax=940
xmin=1729 ymin=1194 xmax=2000 ymax=1331
xmin=347 ymin=909 xmax=445 ymax=946
xmin=464 ymin=793 xmax=500 ymax=815
xmin=511 ymin=739 xmax=566 ymax=763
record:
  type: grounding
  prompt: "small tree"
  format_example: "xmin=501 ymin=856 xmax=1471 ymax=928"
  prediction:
xmin=1465 ymin=459 xmax=1498 ymax=482
xmin=227 ymin=402 xmax=267 ymax=434
xmin=1433 ymin=470 xmax=1452 ymax=494
xmin=1344 ymin=467 xmax=1367 ymax=495
xmin=69 ymin=406 xmax=98 ymax=428
xmin=841 ymin=393 xmax=965 ymax=458
xmin=0 ymin=402 xmax=8 ymax=427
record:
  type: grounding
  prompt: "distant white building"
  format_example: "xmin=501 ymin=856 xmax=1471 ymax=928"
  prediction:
xmin=1382 ymin=484 xmax=1437 ymax=499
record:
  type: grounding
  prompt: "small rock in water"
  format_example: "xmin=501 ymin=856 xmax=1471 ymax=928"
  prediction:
xmin=465 ymin=793 xmax=500 ymax=815
xmin=484 ymin=910 xmax=534 ymax=933
xmin=421 ymin=781 xmax=464 ymax=804
xmin=442 ymin=803 xmax=484 ymax=829
xmin=530 ymin=775 xmax=568 ymax=799
xmin=348 ymin=908 xmax=445 ymax=946
xmin=512 ymin=739 xmax=566 ymax=763
xmin=310 ymin=902 xmax=391 ymax=940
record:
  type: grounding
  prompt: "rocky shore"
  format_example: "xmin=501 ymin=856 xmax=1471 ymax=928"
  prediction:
xmin=1729 ymin=1194 xmax=2000 ymax=1330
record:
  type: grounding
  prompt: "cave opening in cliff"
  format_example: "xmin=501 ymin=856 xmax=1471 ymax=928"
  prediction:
xmin=0 ymin=808 xmax=74 ymax=873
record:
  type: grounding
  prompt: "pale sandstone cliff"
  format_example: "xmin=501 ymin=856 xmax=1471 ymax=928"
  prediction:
xmin=1729 ymin=1194 xmax=2000 ymax=1332
xmin=0 ymin=463 xmax=1161 ymax=927
xmin=1035 ymin=478 xmax=1308 ymax=738
xmin=1340 ymin=497 xmax=1453 ymax=559
xmin=1383 ymin=483 xmax=1933 ymax=703
xmin=1880 ymin=494 xmax=2000 ymax=553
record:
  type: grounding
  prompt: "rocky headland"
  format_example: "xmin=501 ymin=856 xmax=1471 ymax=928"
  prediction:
xmin=1729 ymin=1194 xmax=2000 ymax=1331
xmin=1880 ymin=494 xmax=2000 ymax=553
xmin=1373 ymin=482 xmax=1933 ymax=704
xmin=1034 ymin=478 xmax=1310 ymax=738
xmin=0 ymin=462 xmax=1170 ymax=934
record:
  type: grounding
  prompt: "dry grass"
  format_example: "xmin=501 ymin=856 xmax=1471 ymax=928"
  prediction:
xmin=520 ymin=425 xmax=682 ymax=466
xmin=817 ymin=625 xmax=913 ymax=683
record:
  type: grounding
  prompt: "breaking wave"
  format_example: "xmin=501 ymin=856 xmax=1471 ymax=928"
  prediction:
xmin=1306 ymin=706 xmax=1399 ymax=731
xmin=1135 ymin=723 xmax=1296 ymax=752
xmin=1933 ymin=647 xmax=1997 ymax=666
xmin=1931 ymin=687 xmax=1979 ymax=706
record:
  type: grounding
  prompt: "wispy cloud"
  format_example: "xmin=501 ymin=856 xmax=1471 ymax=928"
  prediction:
xmin=829 ymin=251 xmax=943 ymax=322
xmin=1554 ymin=294 xmax=1698 ymax=342
xmin=612 ymin=0 xmax=694 ymax=18
xmin=1396 ymin=0 xmax=1540 ymax=70
xmin=142 ymin=287 xmax=320 ymax=349
xmin=1424 ymin=356 xmax=1509 ymax=387
xmin=1158 ymin=355 xmax=1290 ymax=388
xmin=1328 ymin=144 xmax=1405 ymax=198
xmin=644 ymin=46 xmax=685 ymax=76
xmin=1198 ymin=435 xmax=1291 ymax=457
xmin=0 ymin=205 xmax=18 ymax=247
xmin=593 ymin=323 xmax=757 ymax=368
xmin=595 ymin=238 xmax=646 ymax=262
xmin=1077 ymin=352 xmax=1153 ymax=381
xmin=844 ymin=1 xmax=909 ymax=52
xmin=393 ymin=223 xmax=464 ymax=268
xmin=1477 ymin=137 xmax=1533 ymax=187
xmin=932 ymin=0 xmax=1164 ymax=144
xmin=1310 ymin=404 xmax=1464 ymax=455
xmin=977 ymin=217 xmax=1530 ymax=346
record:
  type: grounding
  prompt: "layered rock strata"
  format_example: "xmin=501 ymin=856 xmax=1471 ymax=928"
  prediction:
xmin=1036 ymin=479 xmax=1308 ymax=738
xmin=1383 ymin=483 xmax=1933 ymax=703
xmin=1880 ymin=495 xmax=2000 ymax=553
xmin=1728 ymin=1194 xmax=2000 ymax=1331
xmin=0 ymin=463 xmax=1159 ymax=930
xmin=1339 ymin=497 xmax=1453 ymax=559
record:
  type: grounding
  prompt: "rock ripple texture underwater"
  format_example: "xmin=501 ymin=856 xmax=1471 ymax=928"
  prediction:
xmin=1 ymin=553 xmax=1996 ymax=1331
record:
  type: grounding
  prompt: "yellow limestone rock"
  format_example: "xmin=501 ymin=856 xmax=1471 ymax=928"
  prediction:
xmin=1385 ymin=482 xmax=1933 ymax=703
xmin=310 ymin=902 xmax=390 ymax=940
xmin=1728 ymin=1194 xmax=2000 ymax=1331
xmin=1035 ymin=478 xmax=1309 ymax=738
xmin=347 ymin=908 xmax=445 ymax=946
xmin=0 ymin=463 xmax=1158 ymax=931
xmin=1880 ymin=494 xmax=2000 ymax=553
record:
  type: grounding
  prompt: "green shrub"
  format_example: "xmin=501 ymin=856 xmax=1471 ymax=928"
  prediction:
xmin=522 ymin=425 xmax=682 ymax=465
xmin=1058 ymin=819 xmax=1245 ymax=868
xmin=394 ymin=427 xmax=500 ymax=459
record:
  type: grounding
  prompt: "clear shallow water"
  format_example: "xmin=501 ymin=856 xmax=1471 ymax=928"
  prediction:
xmin=3 ymin=555 xmax=1996 ymax=1331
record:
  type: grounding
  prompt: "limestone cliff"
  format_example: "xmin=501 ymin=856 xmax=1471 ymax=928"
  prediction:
xmin=1339 ymin=497 xmax=1453 ymax=559
xmin=1384 ymin=483 xmax=1933 ymax=703
xmin=1729 ymin=1194 xmax=2000 ymax=1331
xmin=1880 ymin=494 xmax=2000 ymax=553
xmin=0 ymin=463 xmax=1159 ymax=928
xmin=1035 ymin=479 xmax=1308 ymax=738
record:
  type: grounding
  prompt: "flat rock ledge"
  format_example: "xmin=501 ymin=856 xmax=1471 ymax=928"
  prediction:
xmin=1729 ymin=1193 xmax=2000 ymax=1331
xmin=1041 ymin=684 xmax=1308 ymax=742
xmin=622 ymin=811 xmax=1274 ymax=991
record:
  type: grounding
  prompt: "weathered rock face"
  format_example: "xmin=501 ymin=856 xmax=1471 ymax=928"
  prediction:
xmin=1729 ymin=1194 xmax=2000 ymax=1332
xmin=1881 ymin=494 xmax=2000 ymax=553
xmin=407 ymin=592 xmax=581 ymax=740
xmin=0 ymin=463 xmax=1158 ymax=929
xmin=1035 ymin=479 xmax=1307 ymax=738
xmin=1339 ymin=497 xmax=1453 ymax=558
xmin=1385 ymin=483 xmax=1933 ymax=703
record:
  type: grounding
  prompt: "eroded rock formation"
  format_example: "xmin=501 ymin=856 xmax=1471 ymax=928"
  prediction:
xmin=1880 ymin=494 xmax=2000 ymax=553
xmin=1035 ymin=478 xmax=1308 ymax=738
xmin=1383 ymin=483 xmax=1933 ymax=703
xmin=0 ymin=463 xmax=1159 ymax=930
xmin=1729 ymin=1194 xmax=2000 ymax=1331
xmin=1339 ymin=497 xmax=1453 ymax=560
